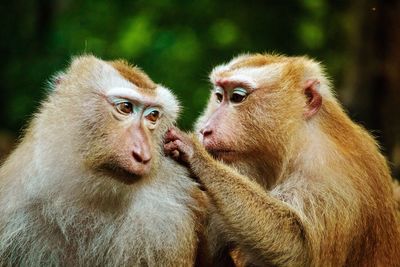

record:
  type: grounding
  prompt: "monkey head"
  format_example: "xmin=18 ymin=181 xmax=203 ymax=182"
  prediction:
xmin=47 ymin=56 xmax=180 ymax=183
xmin=195 ymin=54 xmax=328 ymax=165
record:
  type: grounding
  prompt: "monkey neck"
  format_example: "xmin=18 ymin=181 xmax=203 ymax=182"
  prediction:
xmin=249 ymin=159 xmax=280 ymax=189
xmin=70 ymin=174 xmax=135 ymax=209
xmin=229 ymin=153 xmax=283 ymax=189
xmin=281 ymin=100 xmax=390 ymax=186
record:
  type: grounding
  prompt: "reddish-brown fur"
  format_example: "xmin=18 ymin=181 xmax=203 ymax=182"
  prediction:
xmin=164 ymin=53 xmax=400 ymax=266
xmin=109 ymin=60 xmax=157 ymax=90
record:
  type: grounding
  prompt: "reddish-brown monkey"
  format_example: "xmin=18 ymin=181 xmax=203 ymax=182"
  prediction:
xmin=164 ymin=54 xmax=400 ymax=266
xmin=0 ymin=55 xmax=208 ymax=266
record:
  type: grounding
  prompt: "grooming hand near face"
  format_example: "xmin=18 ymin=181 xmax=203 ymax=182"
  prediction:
xmin=164 ymin=54 xmax=400 ymax=266
xmin=0 ymin=56 xmax=208 ymax=266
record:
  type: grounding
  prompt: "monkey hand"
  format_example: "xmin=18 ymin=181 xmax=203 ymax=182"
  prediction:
xmin=164 ymin=127 xmax=197 ymax=166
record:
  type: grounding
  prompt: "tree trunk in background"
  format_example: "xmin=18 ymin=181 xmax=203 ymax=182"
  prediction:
xmin=343 ymin=0 xmax=400 ymax=179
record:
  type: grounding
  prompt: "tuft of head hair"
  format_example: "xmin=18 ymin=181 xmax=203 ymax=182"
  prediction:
xmin=109 ymin=60 xmax=157 ymax=90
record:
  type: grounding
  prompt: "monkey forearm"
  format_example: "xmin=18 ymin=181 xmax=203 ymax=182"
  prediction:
xmin=190 ymin=142 xmax=310 ymax=265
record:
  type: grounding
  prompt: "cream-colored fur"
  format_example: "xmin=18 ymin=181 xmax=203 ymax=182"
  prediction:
xmin=0 ymin=55 xmax=203 ymax=266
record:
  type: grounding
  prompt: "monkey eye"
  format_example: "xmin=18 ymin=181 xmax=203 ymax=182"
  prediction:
xmin=115 ymin=101 xmax=134 ymax=115
xmin=230 ymin=87 xmax=247 ymax=103
xmin=144 ymin=107 xmax=161 ymax=124
xmin=216 ymin=92 xmax=223 ymax=103
xmin=214 ymin=87 xmax=224 ymax=103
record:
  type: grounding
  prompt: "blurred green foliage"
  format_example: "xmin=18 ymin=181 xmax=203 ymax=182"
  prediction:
xmin=0 ymin=0 xmax=349 ymax=132
xmin=2 ymin=0 xmax=399 ymax=179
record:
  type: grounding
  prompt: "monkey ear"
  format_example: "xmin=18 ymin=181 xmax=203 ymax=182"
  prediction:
xmin=303 ymin=79 xmax=322 ymax=119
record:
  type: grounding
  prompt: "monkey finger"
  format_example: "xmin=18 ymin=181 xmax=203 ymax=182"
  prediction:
xmin=164 ymin=142 xmax=180 ymax=155
xmin=168 ymin=127 xmax=187 ymax=141
xmin=164 ymin=129 xmax=180 ymax=143
xmin=172 ymin=140 xmax=194 ymax=162
xmin=173 ymin=139 xmax=187 ymax=150
xmin=170 ymin=150 xmax=180 ymax=159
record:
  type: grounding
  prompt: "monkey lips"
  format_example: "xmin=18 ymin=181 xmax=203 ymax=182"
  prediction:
xmin=206 ymin=147 xmax=237 ymax=162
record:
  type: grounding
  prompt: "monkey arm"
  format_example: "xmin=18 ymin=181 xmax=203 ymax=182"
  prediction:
xmin=189 ymin=139 xmax=310 ymax=266
xmin=164 ymin=129 xmax=311 ymax=266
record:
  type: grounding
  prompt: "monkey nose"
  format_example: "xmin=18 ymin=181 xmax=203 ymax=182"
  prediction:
xmin=132 ymin=150 xmax=152 ymax=164
xmin=200 ymin=128 xmax=213 ymax=137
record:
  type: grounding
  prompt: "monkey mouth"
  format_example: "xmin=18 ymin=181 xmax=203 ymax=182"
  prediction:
xmin=96 ymin=162 xmax=146 ymax=185
xmin=207 ymin=149 xmax=236 ymax=160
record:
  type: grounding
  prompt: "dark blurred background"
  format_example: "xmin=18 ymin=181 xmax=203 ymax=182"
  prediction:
xmin=0 ymin=0 xmax=399 ymax=179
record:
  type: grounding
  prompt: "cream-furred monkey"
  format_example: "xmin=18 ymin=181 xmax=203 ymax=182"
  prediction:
xmin=164 ymin=53 xmax=400 ymax=266
xmin=0 ymin=55 xmax=208 ymax=266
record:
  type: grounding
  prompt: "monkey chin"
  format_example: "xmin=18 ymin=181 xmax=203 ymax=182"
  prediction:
xmin=207 ymin=149 xmax=238 ymax=163
xmin=96 ymin=162 xmax=150 ymax=185
xmin=202 ymin=140 xmax=238 ymax=162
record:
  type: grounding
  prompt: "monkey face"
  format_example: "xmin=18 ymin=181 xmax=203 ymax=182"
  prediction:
xmin=100 ymin=97 xmax=162 ymax=178
xmin=52 ymin=56 xmax=180 ymax=183
xmin=195 ymin=54 xmax=323 ymax=163
xmin=195 ymin=82 xmax=255 ymax=163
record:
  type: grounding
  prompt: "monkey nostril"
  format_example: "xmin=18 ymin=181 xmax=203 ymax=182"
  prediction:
xmin=132 ymin=151 xmax=143 ymax=163
xmin=132 ymin=151 xmax=152 ymax=164
xmin=142 ymin=157 xmax=151 ymax=164
xmin=201 ymin=128 xmax=213 ymax=137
